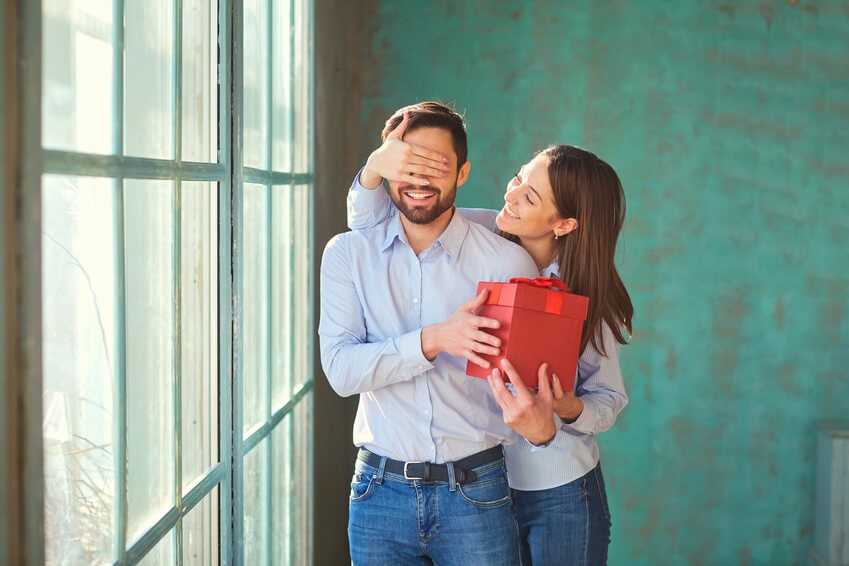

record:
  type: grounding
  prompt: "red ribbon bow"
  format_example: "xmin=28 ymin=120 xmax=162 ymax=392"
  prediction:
xmin=508 ymin=276 xmax=569 ymax=292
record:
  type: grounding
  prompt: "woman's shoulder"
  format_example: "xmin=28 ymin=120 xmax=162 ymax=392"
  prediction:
xmin=458 ymin=207 xmax=499 ymax=232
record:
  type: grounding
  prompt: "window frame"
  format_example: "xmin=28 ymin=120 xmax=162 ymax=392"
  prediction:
xmin=8 ymin=0 xmax=316 ymax=562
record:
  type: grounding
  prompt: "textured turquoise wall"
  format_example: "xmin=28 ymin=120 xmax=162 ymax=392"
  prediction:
xmin=359 ymin=2 xmax=849 ymax=563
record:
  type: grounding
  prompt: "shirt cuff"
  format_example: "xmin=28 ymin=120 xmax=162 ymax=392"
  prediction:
xmin=397 ymin=329 xmax=435 ymax=375
xmin=561 ymin=399 xmax=599 ymax=435
xmin=527 ymin=415 xmax=560 ymax=452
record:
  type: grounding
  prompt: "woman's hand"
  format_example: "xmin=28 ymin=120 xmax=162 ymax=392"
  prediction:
xmin=487 ymin=360 xmax=557 ymax=446
xmin=420 ymin=289 xmax=501 ymax=368
xmin=359 ymin=111 xmax=451 ymax=189
xmin=551 ymin=373 xmax=584 ymax=423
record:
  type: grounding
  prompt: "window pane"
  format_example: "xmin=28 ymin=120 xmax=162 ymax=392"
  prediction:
xmin=43 ymin=0 xmax=115 ymax=154
xmin=293 ymin=0 xmax=310 ymax=170
xmin=183 ymin=486 xmax=219 ymax=565
xmin=182 ymin=0 xmax=217 ymax=163
xmin=243 ymin=183 xmax=270 ymax=434
xmin=243 ymin=441 xmax=270 ymax=565
xmin=43 ymin=175 xmax=117 ymax=565
xmin=243 ymin=0 xmax=269 ymax=169
xmin=271 ymin=398 xmax=312 ymax=566
xmin=271 ymin=0 xmax=292 ymax=171
xmin=293 ymin=396 xmax=313 ymax=565
xmin=293 ymin=185 xmax=311 ymax=388
xmin=137 ymin=531 xmax=175 ymax=565
xmin=125 ymin=1 xmax=174 ymax=159
xmin=181 ymin=182 xmax=218 ymax=486
xmin=271 ymin=185 xmax=293 ymax=407
xmin=271 ymin=415 xmax=292 ymax=563
xmin=125 ymin=180 xmax=176 ymax=541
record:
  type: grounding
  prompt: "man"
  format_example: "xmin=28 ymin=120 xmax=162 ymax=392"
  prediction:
xmin=319 ymin=102 xmax=540 ymax=564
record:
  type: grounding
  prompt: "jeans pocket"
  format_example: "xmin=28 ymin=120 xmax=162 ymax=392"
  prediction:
xmin=349 ymin=472 xmax=377 ymax=503
xmin=457 ymin=467 xmax=512 ymax=509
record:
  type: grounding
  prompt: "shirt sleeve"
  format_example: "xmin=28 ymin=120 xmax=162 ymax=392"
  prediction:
xmin=457 ymin=208 xmax=499 ymax=232
xmin=347 ymin=168 xmax=394 ymax=230
xmin=318 ymin=235 xmax=435 ymax=397
xmin=560 ymin=323 xmax=629 ymax=435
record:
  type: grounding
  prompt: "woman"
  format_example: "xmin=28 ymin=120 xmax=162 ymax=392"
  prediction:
xmin=347 ymin=113 xmax=633 ymax=565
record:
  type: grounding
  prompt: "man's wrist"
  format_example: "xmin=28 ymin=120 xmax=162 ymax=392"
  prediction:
xmin=528 ymin=429 xmax=557 ymax=448
xmin=420 ymin=325 xmax=440 ymax=361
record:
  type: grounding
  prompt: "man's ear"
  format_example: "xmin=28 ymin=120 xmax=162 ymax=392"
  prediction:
xmin=554 ymin=217 xmax=579 ymax=237
xmin=456 ymin=161 xmax=471 ymax=188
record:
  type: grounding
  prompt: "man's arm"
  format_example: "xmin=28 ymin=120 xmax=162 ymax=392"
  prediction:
xmin=318 ymin=236 xmax=435 ymax=397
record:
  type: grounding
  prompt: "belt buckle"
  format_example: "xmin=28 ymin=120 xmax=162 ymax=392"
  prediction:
xmin=403 ymin=461 xmax=424 ymax=480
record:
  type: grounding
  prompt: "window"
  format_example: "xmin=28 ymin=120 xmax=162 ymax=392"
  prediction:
xmin=39 ymin=0 xmax=313 ymax=563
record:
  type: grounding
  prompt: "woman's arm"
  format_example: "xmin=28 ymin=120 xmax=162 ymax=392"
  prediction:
xmin=554 ymin=323 xmax=629 ymax=435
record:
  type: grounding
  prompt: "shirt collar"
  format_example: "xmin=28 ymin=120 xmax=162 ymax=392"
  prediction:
xmin=542 ymin=259 xmax=560 ymax=278
xmin=380 ymin=208 xmax=468 ymax=261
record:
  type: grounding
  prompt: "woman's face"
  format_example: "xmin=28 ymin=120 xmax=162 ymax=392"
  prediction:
xmin=495 ymin=154 xmax=563 ymax=239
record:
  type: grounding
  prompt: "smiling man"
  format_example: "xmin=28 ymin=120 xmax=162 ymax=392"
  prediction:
xmin=319 ymin=102 xmax=539 ymax=564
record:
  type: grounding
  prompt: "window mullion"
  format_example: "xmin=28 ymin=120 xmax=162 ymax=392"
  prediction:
xmin=173 ymin=0 xmax=185 ymax=563
xmin=227 ymin=0 xmax=246 ymax=562
xmin=112 ymin=0 xmax=128 ymax=562
xmin=264 ymin=0 xmax=274 ymax=561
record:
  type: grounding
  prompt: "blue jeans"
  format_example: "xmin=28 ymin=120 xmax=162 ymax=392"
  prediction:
xmin=513 ymin=465 xmax=612 ymax=566
xmin=348 ymin=454 xmax=522 ymax=565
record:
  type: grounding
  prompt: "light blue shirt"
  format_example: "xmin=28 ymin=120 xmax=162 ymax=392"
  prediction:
xmin=320 ymin=177 xmax=539 ymax=464
xmin=346 ymin=181 xmax=629 ymax=490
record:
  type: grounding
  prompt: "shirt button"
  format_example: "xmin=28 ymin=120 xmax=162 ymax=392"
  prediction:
xmin=424 ymin=409 xmax=430 ymax=416
xmin=412 ymin=298 xmax=419 ymax=304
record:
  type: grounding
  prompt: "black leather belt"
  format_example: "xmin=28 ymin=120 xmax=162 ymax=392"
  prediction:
xmin=357 ymin=445 xmax=503 ymax=484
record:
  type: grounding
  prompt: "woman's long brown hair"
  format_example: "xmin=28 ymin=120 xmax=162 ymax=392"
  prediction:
xmin=503 ymin=145 xmax=633 ymax=356
xmin=547 ymin=145 xmax=633 ymax=355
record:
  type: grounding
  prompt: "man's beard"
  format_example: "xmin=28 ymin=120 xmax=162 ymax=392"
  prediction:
xmin=391 ymin=184 xmax=457 ymax=225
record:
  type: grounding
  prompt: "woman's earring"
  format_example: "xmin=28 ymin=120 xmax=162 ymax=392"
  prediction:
xmin=554 ymin=232 xmax=559 ymax=240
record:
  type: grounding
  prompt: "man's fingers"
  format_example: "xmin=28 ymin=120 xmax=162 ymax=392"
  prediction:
xmin=387 ymin=111 xmax=410 ymax=140
xmin=462 ymin=289 xmax=489 ymax=312
xmin=472 ymin=328 xmax=500 ymax=349
xmin=500 ymin=359 xmax=531 ymax=397
xmin=471 ymin=315 xmax=500 ymax=330
xmin=487 ymin=370 xmax=514 ymax=407
xmin=467 ymin=352 xmax=491 ymax=370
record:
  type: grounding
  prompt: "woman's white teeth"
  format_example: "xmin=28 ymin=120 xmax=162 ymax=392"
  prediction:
xmin=505 ymin=204 xmax=520 ymax=219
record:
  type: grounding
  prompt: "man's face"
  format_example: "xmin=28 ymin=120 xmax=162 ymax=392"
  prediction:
xmin=388 ymin=126 xmax=469 ymax=225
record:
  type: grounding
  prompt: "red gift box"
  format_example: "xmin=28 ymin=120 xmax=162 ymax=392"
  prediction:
xmin=465 ymin=277 xmax=589 ymax=390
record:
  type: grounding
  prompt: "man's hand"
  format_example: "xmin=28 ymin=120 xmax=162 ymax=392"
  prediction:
xmin=551 ymin=372 xmax=584 ymax=423
xmin=487 ymin=360 xmax=557 ymax=446
xmin=420 ymin=289 xmax=501 ymax=368
xmin=359 ymin=111 xmax=451 ymax=189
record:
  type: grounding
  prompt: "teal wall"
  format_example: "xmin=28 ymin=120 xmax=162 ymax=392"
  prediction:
xmin=359 ymin=1 xmax=849 ymax=564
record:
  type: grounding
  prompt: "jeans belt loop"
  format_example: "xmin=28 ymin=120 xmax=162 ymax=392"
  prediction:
xmin=446 ymin=461 xmax=457 ymax=492
xmin=375 ymin=456 xmax=387 ymax=484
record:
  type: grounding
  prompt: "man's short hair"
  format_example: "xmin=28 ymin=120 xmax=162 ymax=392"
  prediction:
xmin=382 ymin=101 xmax=468 ymax=166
